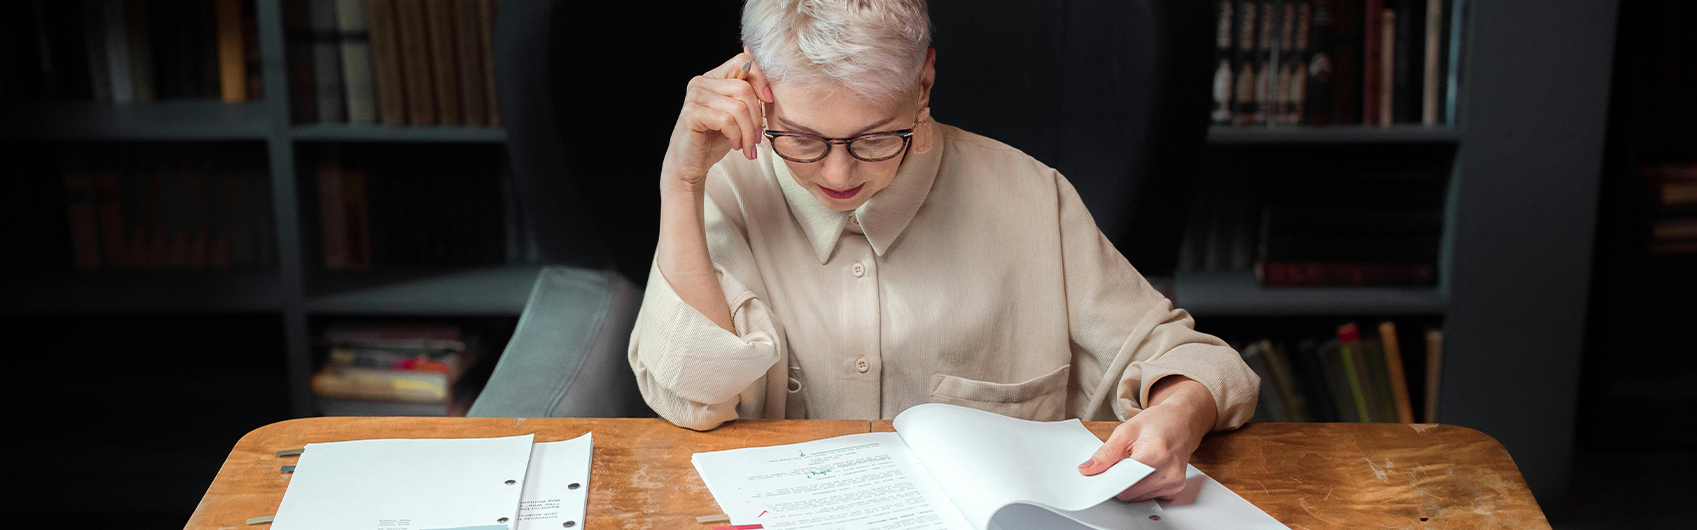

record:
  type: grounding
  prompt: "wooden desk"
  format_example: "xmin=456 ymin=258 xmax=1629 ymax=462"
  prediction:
xmin=188 ymin=419 xmax=1548 ymax=529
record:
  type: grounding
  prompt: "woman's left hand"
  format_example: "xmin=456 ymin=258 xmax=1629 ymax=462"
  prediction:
xmin=1077 ymin=376 xmax=1218 ymax=502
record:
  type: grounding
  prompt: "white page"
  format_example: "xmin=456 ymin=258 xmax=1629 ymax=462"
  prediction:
xmin=273 ymin=434 xmax=535 ymax=530
xmin=691 ymin=432 xmax=972 ymax=529
xmin=892 ymin=404 xmax=1155 ymax=529
xmin=516 ymin=433 xmax=593 ymax=530
xmin=1155 ymin=464 xmax=1289 ymax=529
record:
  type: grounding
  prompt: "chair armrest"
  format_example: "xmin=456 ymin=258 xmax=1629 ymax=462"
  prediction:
xmin=468 ymin=266 xmax=649 ymax=418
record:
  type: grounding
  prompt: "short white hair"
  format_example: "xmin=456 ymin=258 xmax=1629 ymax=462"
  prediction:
xmin=742 ymin=0 xmax=932 ymax=103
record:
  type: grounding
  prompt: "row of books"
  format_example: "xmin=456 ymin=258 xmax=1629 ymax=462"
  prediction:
xmin=287 ymin=0 xmax=501 ymax=126
xmin=1238 ymin=322 xmax=1443 ymax=423
xmin=1179 ymin=174 xmax=1443 ymax=286
xmin=1210 ymin=0 xmax=1463 ymax=127
xmin=61 ymin=147 xmax=277 ymax=270
xmin=1645 ymin=165 xmax=1697 ymax=256
xmin=0 ymin=0 xmax=263 ymax=103
xmin=311 ymin=323 xmax=483 ymax=416
xmin=312 ymin=145 xmax=520 ymax=270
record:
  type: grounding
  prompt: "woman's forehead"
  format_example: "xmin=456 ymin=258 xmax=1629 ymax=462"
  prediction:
xmin=770 ymin=84 xmax=907 ymax=137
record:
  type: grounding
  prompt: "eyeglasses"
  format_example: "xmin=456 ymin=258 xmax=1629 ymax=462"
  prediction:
xmin=763 ymin=128 xmax=914 ymax=163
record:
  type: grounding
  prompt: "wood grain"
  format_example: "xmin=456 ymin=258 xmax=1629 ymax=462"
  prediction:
xmin=187 ymin=419 xmax=1547 ymax=530
xmin=875 ymin=420 xmax=1548 ymax=529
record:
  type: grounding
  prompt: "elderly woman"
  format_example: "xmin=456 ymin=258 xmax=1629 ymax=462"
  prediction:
xmin=628 ymin=0 xmax=1258 ymax=502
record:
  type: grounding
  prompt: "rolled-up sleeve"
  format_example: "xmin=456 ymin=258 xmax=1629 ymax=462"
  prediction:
xmin=1054 ymin=172 xmax=1260 ymax=431
xmin=627 ymin=175 xmax=787 ymax=431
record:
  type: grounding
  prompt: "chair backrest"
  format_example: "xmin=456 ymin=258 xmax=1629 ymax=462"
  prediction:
xmin=497 ymin=0 xmax=1215 ymax=283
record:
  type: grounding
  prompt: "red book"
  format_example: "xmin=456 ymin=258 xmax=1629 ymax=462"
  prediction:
xmin=64 ymin=159 xmax=102 ymax=271
xmin=1362 ymin=0 xmax=1384 ymax=125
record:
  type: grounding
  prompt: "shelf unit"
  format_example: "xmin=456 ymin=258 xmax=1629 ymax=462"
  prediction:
xmin=0 ymin=0 xmax=535 ymax=420
xmin=1181 ymin=2 xmax=1620 ymax=510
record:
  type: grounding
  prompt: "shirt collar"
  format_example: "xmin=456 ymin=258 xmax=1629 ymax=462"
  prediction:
xmin=774 ymin=123 xmax=945 ymax=264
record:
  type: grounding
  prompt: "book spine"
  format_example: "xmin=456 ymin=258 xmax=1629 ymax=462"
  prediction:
xmin=1211 ymin=0 xmax=1235 ymax=124
xmin=1262 ymin=341 xmax=1311 ymax=421
xmin=480 ymin=0 xmax=499 ymax=125
xmin=454 ymin=0 xmax=487 ymax=126
xmin=309 ymin=0 xmax=346 ymax=122
xmin=1336 ymin=329 xmax=1374 ymax=422
xmin=82 ymin=0 xmax=113 ymax=102
xmin=94 ymin=159 xmax=128 ymax=269
xmin=255 ymin=164 xmax=276 ymax=267
xmin=1359 ymin=338 xmax=1399 ymax=423
xmin=1257 ymin=262 xmax=1435 ymax=286
xmin=425 ymin=0 xmax=461 ymax=125
xmin=1302 ymin=0 xmax=1333 ymax=124
xmin=162 ymin=154 xmax=187 ymax=268
xmin=1287 ymin=0 xmax=1311 ymax=124
xmin=344 ymin=162 xmax=372 ymax=270
xmin=1231 ymin=0 xmax=1258 ymax=125
xmin=285 ymin=0 xmax=317 ymax=121
xmin=1422 ymin=0 xmax=1443 ymax=125
xmin=396 ymin=0 xmax=435 ymax=124
xmin=1378 ymin=322 xmax=1416 ymax=423
xmin=1291 ymin=340 xmax=1338 ymax=422
xmin=1317 ymin=341 xmax=1358 ymax=422
xmin=1378 ymin=8 xmax=1395 ymax=126
xmin=1361 ymin=0 xmax=1383 ymax=124
xmin=318 ymin=151 xmax=349 ymax=270
xmin=186 ymin=156 xmax=211 ymax=268
xmin=336 ymin=0 xmax=377 ymax=123
xmin=1444 ymin=0 xmax=1466 ymax=126
xmin=1391 ymin=0 xmax=1420 ymax=124
xmin=1252 ymin=0 xmax=1277 ymax=125
xmin=366 ymin=0 xmax=406 ymax=126
xmin=124 ymin=0 xmax=154 ymax=103
xmin=209 ymin=163 xmax=233 ymax=268
xmin=104 ymin=0 xmax=134 ymax=104
xmin=1423 ymin=328 xmax=1443 ymax=422
xmin=1274 ymin=0 xmax=1296 ymax=125
xmin=243 ymin=0 xmax=263 ymax=100
xmin=215 ymin=0 xmax=246 ymax=102
xmin=196 ymin=0 xmax=222 ymax=98
xmin=64 ymin=157 xmax=101 ymax=270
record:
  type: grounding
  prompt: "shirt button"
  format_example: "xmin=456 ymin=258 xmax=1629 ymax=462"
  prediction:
xmin=855 ymin=358 xmax=870 ymax=373
xmin=851 ymin=262 xmax=865 ymax=277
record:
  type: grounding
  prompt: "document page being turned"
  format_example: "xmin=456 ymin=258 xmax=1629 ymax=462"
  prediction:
xmin=691 ymin=432 xmax=971 ymax=529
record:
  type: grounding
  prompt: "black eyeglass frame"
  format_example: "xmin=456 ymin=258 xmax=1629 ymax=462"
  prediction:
xmin=762 ymin=128 xmax=915 ymax=163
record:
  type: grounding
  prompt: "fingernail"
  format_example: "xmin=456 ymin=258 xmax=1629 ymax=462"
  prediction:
xmin=742 ymin=60 xmax=752 ymax=72
xmin=1079 ymin=459 xmax=1095 ymax=468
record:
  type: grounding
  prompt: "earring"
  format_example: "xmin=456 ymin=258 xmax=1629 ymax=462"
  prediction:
xmin=910 ymin=106 xmax=933 ymax=155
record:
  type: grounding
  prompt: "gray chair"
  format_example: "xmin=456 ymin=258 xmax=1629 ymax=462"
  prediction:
xmin=469 ymin=0 xmax=1215 ymax=418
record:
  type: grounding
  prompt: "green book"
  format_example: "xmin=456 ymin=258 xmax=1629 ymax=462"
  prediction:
xmin=1316 ymin=340 xmax=1361 ymax=422
xmin=1360 ymin=338 xmax=1401 ymax=422
xmin=1337 ymin=341 xmax=1373 ymax=423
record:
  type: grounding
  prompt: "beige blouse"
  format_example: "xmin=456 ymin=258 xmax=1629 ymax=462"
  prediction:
xmin=628 ymin=122 xmax=1259 ymax=431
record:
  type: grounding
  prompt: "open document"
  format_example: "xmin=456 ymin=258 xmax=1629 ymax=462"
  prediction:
xmin=271 ymin=433 xmax=593 ymax=530
xmin=692 ymin=404 xmax=1287 ymax=530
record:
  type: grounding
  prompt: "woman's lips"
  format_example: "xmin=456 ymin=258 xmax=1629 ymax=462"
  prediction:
xmin=820 ymin=184 xmax=864 ymax=200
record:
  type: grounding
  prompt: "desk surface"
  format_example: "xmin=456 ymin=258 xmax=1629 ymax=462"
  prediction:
xmin=188 ymin=418 xmax=1548 ymax=530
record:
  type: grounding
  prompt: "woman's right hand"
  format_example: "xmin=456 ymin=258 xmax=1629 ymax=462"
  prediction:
xmin=661 ymin=52 xmax=774 ymax=198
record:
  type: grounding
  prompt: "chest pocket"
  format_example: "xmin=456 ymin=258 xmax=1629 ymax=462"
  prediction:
xmin=928 ymin=364 xmax=1070 ymax=421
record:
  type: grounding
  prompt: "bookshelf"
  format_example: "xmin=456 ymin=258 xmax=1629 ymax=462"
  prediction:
xmin=0 ymin=0 xmax=527 ymax=423
xmin=1185 ymin=0 xmax=1618 ymax=510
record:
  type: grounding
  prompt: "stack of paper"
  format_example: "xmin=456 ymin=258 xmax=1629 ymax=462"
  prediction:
xmin=271 ymin=433 xmax=593 ymax=530
xmin=693 ymin=403 xmax=1288 ymax=530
